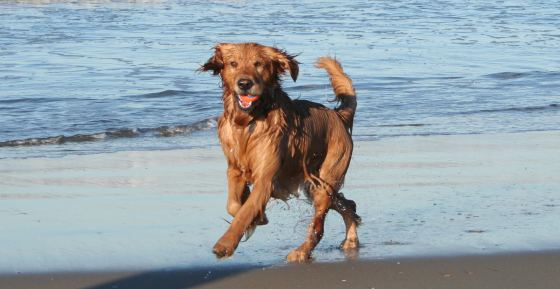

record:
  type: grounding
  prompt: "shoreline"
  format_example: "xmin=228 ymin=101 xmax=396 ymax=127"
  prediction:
xmin=2 ymin=250 xmax=560 ymax=289
xmin=1 ymin=130 xmax=559 ymax=277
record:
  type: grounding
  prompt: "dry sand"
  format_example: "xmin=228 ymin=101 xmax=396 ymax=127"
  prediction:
xmin=1 ymin=251 xmax=560 ymax=289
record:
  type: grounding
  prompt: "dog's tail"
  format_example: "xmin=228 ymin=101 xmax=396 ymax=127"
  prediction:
xmin=316 ymin=57 xmax=357 ymax=131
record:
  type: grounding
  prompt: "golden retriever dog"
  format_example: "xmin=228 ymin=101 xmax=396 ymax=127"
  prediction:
xmin=200 ymin=43 xmax=360 ymax=262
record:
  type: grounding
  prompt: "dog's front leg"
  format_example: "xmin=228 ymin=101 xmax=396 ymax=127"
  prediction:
xmin=226 ymin=166 xmax=250 ymax=217
xmin=225 ymin=166 xmax=269 ymax=228
xmin=213 ymin=170 xmax=275 ymax=258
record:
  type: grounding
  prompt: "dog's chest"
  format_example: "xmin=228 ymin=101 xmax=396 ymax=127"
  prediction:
xmin=219 ymin=123 xmax=258 ymax=178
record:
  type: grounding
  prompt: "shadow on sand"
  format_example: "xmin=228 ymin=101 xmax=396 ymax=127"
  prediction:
xmin=82 ymin=265 xmax=260 ymax=289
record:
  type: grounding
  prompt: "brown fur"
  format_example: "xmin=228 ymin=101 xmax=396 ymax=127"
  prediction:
xmin=200 ymin=43 xmax=361 ymax=262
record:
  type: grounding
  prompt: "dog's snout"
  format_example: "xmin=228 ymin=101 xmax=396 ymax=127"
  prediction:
xmin=237 ymin=78 xmax=254 ymax=91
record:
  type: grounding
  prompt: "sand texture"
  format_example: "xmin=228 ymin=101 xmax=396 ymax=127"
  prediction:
xmin=1 ymin=131 xmax=559 ymax=286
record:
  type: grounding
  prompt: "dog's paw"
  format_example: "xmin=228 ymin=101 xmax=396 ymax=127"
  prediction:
xmin=286 ymin=249 xmax=311 ymax=263
xmin=340 ymin=238 xmax=359 ymax=251
xmin=212 ymin=241 xmax=235 ymax=259
xmin=340 ymin=238 xmax=360 ymax=260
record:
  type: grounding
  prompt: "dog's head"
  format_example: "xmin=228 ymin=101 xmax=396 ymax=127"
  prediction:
xmin=200 ymin=43 xmax=299 ymax=113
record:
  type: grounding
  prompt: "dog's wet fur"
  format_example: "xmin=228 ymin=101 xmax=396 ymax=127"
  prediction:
xmin=200 ymin=43 xmax=360 ymax=262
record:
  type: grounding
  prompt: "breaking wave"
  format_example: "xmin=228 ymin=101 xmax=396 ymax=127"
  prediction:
xmin=0 ymin=117 xmax=218 ymax=148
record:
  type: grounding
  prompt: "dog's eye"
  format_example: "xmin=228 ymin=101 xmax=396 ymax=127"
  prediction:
xmin=254 ymin=61 xmax=262 ymax=67
xmin=230 ymin=61 xmax=238 ymax=68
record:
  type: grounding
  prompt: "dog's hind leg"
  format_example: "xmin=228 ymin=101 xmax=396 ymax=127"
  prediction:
xmin=286 ymin=182 xmax=332 ymax=263
xmin=331 ymin=192 xmax=361 ymax=251
xmin=286 ymin=136 xmax=357 ymax=262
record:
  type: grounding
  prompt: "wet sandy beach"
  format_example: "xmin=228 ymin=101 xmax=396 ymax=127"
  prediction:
xmin=1 ymin=131 xmax=559 ymax=287
xmin=2 ymin=251 xmax=560 ymax=289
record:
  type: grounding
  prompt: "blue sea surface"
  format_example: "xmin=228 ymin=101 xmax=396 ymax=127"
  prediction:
xmin=1 ymin=0 xmax=559 ymax=159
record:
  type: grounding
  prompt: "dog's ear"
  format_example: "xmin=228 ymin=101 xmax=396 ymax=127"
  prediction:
xmin=199 ymin=44 xmax=226 ymax=75
xmin=267 ymin=47 xmax=299 ymax=82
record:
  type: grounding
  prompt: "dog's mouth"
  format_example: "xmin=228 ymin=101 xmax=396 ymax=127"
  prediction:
xmin=237 ymin=94 xmax=260 ymax=110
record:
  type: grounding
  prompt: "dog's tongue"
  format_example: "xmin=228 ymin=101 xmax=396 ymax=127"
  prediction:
xmin=238 ymin=94 xmax=259 ymax=108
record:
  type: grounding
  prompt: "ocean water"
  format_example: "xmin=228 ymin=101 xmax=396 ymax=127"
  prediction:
xmin=1 ymin=0 xmax=559 ymax=159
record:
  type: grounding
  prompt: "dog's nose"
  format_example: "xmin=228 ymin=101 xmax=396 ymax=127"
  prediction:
xmin=237 ymin=78 xmax=254 ymax=91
